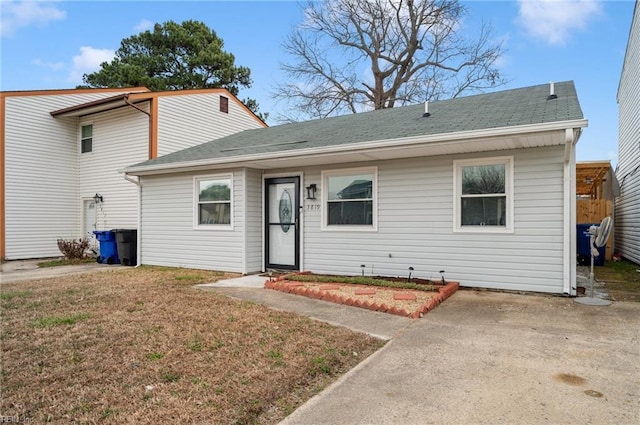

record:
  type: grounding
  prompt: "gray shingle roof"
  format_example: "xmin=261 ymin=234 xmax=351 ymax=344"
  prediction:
xmin=128 ymin=81 xmax=583 ymax=169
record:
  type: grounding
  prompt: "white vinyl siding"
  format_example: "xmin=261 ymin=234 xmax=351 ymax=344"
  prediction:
xmin=156 ymin=93 xmax=264 ymax=157
xmin=79 ymin=106 xmax=148 ymax=233
xmin=292 ymin=146 xmax=566 ymax=293
xmin=140 ymin=169 xmax=248 ymax=273
xmin=3 ymin=92 xmax=125 ymax=259
xmin=245 ymin=169 xmax=263 ymax=273
xmin=616 ymin=3 xmax=640 ymax=265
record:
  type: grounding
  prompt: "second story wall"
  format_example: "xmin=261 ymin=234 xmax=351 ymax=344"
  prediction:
xmin=3 ymin=91 xmax=128 ymax=259
xmin=156 ymin=91 xmax=265 ymax=157
xmin=79 ymin=105 xmax=149 ymax=232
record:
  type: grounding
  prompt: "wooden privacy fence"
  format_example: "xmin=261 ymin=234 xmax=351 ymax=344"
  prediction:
xmin=576 ymin=199 xmax=613 ymax=260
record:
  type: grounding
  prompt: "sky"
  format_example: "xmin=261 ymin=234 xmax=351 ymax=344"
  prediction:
xmin=0 ymin=0 xmax=636 ymax=167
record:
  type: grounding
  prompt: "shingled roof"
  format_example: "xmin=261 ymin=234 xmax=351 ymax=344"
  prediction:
xmin=126 ymin=81 xmax=584 ymax=171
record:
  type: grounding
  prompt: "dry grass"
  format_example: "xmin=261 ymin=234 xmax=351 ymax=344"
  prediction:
xmin=0 ymin=266 xmax=384 ymax=424
xmin=595 ymin=259 xmax=640 ymax=302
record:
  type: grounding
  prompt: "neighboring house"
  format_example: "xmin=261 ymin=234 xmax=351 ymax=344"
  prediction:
xmin=124 ymin=81 xmax=587 ymax=295
xmin=0 ymin=87 xmax=265 ymax=260
xmin=616 ymin=0 xmax=640 ymax=265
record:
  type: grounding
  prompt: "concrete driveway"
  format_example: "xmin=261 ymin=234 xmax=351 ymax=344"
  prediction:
xmin=276 ymin=290 xmax=640 ymax=425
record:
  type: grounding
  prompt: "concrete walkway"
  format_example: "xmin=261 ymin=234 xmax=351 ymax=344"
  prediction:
xmin=0 ymin=259 xmax=120 ymax=284
xmin=202 ymin=284 xmax=413 ymax=340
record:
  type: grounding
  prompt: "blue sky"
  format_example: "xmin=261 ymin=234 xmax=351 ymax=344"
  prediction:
xmin=1 ymin=0 xmax=635 ymax=166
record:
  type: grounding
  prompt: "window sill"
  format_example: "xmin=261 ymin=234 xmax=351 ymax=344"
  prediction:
xmin=321 ymin=225 xmax=378 ymax=232
xmin=453 ymin=226 xmax=514 ymax=234
xmin=193 ymin=225 xmax=234 ymax=231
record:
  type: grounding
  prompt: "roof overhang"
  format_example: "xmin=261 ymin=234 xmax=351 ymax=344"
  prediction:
xmin=50 ymin=90 xmax=151 ymax=118
xmin=123 ymin=119 xmax=588 ymax=176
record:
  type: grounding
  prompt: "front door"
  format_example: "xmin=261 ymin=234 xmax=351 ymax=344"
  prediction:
xmin=83 ymin=199 xmax=96 ymax=237
xmin=265 ymin=177 xmax=300 ymax=270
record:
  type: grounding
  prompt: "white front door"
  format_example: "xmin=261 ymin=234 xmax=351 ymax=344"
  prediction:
xmin=265 ymin=177 xmax=300 ymax=270
xmin=83 ymin=199 xmax=96 ymax=238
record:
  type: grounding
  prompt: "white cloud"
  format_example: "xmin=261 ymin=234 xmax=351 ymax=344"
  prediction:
xmin=134 ymin=19 xmax=154 ymax=32
xmin=67 ymin=46 xmax=115 ymax=84
xmin=32 ymin=58 xmax=65 ymax=71
xmin=1 ymin=0 xmax=66 ymax=37
xmin=517 ymin=0 xmax=602 ymax=45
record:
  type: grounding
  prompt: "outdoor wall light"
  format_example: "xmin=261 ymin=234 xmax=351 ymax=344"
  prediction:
xmin=93 ymin=193 xmax=103 ymax=204
xmin=305 ymin=184 xmax=317 ymax=200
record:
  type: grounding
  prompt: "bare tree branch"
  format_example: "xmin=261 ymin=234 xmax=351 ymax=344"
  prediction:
xmin=273 ymin=0 xmax=506 ymax=121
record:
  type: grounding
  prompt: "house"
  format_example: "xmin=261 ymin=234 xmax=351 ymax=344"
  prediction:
xmin=616 ymin=0 xmax=640 ymax=265
xmin=0 ymin=87 xmax=265 ymax=260
xmin=123 ymin=81 xmax=587 ymax=295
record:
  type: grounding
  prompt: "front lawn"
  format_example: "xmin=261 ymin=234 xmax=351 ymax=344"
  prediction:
xmin=0 ymin=267 xmax=383 ymax=424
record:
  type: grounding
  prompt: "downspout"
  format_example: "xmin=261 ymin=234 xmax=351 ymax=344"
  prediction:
xmin=563 ymin=128 xmax=579 ymax=295
xmin=124 ymin=173 xmax=142 ymax=268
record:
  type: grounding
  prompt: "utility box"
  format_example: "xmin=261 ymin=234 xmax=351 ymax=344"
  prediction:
xmin=93 ymin=230 xmax=119 ymax=265
xmin=113 ymin=229 xmax=137 ymax=266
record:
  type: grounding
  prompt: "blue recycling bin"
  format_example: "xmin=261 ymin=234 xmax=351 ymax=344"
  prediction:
xmin=577 ymin=223 xmax=605 ymax=266
xmin=93 ymin=230 xmax=119 ymax=265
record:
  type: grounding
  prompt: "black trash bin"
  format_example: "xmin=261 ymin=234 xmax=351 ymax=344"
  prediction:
xmin=112 ymin=229 xmax=137 ymax=266
xmin=577 ymin=223 xmax=605 ymax=266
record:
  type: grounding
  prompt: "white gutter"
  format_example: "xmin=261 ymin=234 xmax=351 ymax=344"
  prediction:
xmin=562 ymin=128 xmax=581 ymax=295
xmin=122 ymin=119 xmax=589 ymax=176
xmin=124 ymin=174 xmax=142 ymax=268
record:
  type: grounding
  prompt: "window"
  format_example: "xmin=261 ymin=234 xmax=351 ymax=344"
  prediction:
xmin=220 ymin=96 xmax=229 ymax=113
xmin=195 ymin=175 xmax=232 ymax=228
xmin=322 ymin=167 xmax=377 ymax=230
xmin=454 ymin=157 xmax=513 ymax=232
xmin=81 ymin=124 xmax=93 ymax=153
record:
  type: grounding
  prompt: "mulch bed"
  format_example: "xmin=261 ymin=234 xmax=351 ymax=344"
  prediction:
xmin=265 ymin=272 xmax=459 ymax=318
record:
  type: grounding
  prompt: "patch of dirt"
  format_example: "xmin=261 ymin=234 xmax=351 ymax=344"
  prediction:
xmin=289 ymin=281 xmax=434 ymax=312
xmin=0 ymin=266 xmax=384 ymax=424
xmin=554 ymin=373 xmax=586 ymax=386
xmin=267 ymin=273 xmax=458 ymax=318
xmin=303 ymin=273 xmax=441 ymax=287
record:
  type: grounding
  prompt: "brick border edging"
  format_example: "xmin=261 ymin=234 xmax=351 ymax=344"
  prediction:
xmin=264 ymin=272 xmax=459 ymax=319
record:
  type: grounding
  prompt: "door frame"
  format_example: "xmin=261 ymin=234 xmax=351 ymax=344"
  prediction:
xmin=81 ymin=197 xmax=97 ymax=238
xmin=81 ymin=197 xmax=99 ymax=252
xmin=263 ymin=173 xmax=303 ymax=271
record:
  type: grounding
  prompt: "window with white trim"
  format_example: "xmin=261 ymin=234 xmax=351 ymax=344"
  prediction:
xmin=454 ymin=157 xmax=513 ymax=232
xmin=81 ymin=124 xmax=93 ymax=153
xmin=195 ymin=175 xmax=232 ymax=228
xmin=322 ymin=167 xmax=377 ymax=230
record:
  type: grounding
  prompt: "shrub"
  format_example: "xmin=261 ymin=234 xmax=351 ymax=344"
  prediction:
xmin=57 ymin=237 xmax=90 ymax=260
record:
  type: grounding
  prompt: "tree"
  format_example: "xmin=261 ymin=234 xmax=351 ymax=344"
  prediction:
xmin=274 ymin=0 xmax=505 ymax=120
xmin=81 ymin=20 xmax=266 ymax=119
